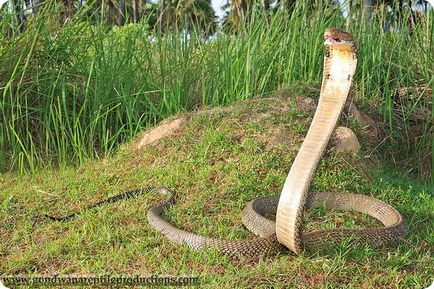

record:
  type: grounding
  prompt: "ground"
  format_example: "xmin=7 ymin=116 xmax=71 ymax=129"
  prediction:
xmin=0 ymin=93 xmax=432 ymax=288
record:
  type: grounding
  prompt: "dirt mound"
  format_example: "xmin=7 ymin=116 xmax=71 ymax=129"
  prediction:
xmin=134 ymin=117 xmax=187 ymax=150
xmin=132 ymin=95 xmax=376 ymax=157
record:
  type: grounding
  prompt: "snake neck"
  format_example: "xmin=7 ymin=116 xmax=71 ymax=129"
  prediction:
xmin=275 ymin=43 xmax=357 ymax=254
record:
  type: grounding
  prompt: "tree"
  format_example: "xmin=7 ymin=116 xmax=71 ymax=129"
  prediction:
xmin=176 ymin=0 xmax=217 ymax=35
xmin=158 ymin=0 xmax=216 ymax=35
xmin=107 ymin=0 xmax=116 ymax=25
xmin=118 ymin=0 xmax=125 ymax=26
xmin=133 ymin=0 xmax=139 ymax=23
xmin=160 ymin=0 xmax=166 ymax=31
xmin=221 ymin=0 xmax=254 ymax=33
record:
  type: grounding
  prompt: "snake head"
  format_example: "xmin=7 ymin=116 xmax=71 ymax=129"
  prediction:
xmin=324 ymin=28 xmax=354 ymax=46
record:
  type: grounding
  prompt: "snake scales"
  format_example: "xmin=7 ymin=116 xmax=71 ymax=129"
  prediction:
xmin=146 ymin=28 xmax=406 ymax=258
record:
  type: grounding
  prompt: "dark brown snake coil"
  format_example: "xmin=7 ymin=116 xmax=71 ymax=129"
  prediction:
xmin=147 ymin=28 xmax=406 ymax=258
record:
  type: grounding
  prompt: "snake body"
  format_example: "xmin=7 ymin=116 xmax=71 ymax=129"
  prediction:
xmin=147 ymin=28 xmax=406 ymax=257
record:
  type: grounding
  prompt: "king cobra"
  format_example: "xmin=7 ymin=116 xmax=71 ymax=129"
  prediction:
xmin=146 ymin=28 xmax=406 ymax=258
xmin=47 ymin=28 xmax=405 ymax=258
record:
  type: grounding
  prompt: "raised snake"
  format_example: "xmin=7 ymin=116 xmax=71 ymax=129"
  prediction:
xmin=146 ymin=28 xmax=406 ymax=258
xmin=45 ymin=28 xmax=406 ymax=258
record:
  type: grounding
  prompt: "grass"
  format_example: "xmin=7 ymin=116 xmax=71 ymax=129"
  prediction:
xmin=0 ymin=2 xmax=432 ymax=179
xmin=0 ymin=96 xmax=432 ymax=288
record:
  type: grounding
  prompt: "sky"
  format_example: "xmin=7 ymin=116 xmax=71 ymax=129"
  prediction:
xmin=212 ymin=0 xmax=227 ymax=19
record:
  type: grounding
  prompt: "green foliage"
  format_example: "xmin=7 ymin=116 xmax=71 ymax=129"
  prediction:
xmin=0 ymin=98 xmax=432 ymax=285
xmin=0 ymin=3 xmax=432 ymax=179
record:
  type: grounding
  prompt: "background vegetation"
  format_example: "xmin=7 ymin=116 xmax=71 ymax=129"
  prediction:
xmin=0 ymin=0 xmax=432 ymax=180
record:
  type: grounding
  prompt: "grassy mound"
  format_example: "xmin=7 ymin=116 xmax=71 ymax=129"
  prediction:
xmin=1 ymin=95 xmax=432 ymax=287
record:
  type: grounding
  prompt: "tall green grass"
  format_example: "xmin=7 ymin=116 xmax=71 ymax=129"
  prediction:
xmin=0 ymin=1 xmax=432 ymax=178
